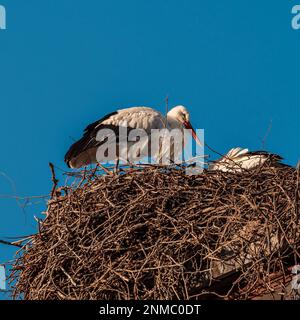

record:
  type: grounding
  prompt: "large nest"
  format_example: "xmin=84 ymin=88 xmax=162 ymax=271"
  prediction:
xmin=11 ymin=164 xmax=300 ymax=300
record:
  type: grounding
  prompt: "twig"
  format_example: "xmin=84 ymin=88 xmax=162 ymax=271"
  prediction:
xmin=260 ymin=119 xmax=273 ymax=149
xmin=0 ymin=240 xmax=22 ymax=248
xmin=49 ymin=162 xmax=59 ymax=198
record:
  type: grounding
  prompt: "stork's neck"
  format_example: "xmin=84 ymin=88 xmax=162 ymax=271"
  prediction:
xmin=166 ymin=114 xmax=183 ymax=130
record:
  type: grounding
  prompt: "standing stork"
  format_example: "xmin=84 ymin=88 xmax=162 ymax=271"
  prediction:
xmin=64 ymin=105 xmax=201 ymax=169
xmin=209 ymin=147 xmax=287 ymax=172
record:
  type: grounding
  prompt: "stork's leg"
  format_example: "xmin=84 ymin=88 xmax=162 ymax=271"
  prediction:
xmin=114 ymin=158 xmax=120 ymax=173
xmin=129 ymin=159 xmax=134 ymax=170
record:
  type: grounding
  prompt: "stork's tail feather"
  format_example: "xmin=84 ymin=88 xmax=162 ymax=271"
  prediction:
xmin=64 ymin=136 xmax=90 ymax=168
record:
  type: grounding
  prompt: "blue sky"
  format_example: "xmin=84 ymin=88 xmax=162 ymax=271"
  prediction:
xmin=0 ymin=1 xmax=300 ymax=299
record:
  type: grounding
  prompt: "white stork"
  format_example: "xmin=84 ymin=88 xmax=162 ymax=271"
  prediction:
xmin=209 ymin=147 xmax=287 ymax=172
xmin=65 ymin=105 xmax=201 ymax=169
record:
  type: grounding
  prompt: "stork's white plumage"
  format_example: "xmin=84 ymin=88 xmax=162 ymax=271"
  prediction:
xmin=209 ymin=147 xmax=286 ymax=172
xmin=65 ymin=105 xmax=200 ymax=168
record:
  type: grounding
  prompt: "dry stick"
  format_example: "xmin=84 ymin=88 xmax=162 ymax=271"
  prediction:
xmin=0 ymin=240 xmax=22 ymax=248
xmin=161 ymin=95 xmax=169 ymax=130
xmin=165 ymin=95 xmax=169 ymax=115
xmin=98 ymin=163 xmax=112 ymax=175
xmin=261 ymin=119 xmax=273 ymax=149
xmin=49 ymin=162 xmax=58 ymax=198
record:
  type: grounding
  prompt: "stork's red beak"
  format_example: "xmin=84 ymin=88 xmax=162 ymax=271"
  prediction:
xmin=183 ymin=121 xmax=202 ymax=146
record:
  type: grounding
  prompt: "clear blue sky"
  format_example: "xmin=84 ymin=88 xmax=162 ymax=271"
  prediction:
xmin=0 ymin=1 xmax=300 ymax=299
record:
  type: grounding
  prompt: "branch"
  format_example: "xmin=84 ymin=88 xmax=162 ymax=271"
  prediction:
xmin=0 ymin=240 xmax=22 ymax=248
xmin=49 ymin=162 xmax=59 ymax=198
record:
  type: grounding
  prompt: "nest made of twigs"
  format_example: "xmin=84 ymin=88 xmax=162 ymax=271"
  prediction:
xmin=11 ymin=164 xmax=300 ymax=300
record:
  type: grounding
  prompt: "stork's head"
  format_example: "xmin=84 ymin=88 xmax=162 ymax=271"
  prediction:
xmin=167 ymin=105 xmax=190 ymax=124
xmin=167 ymin=105 xmax=202 ymax=145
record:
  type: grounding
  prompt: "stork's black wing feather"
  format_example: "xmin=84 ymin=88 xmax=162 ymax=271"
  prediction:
xmin=64 ymin=111 xmax=137 ymax=167
xmin=246 ymin=151 xmax=283 ymax=160
xmin=247 ymin=151 xmax=288 ymax=168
